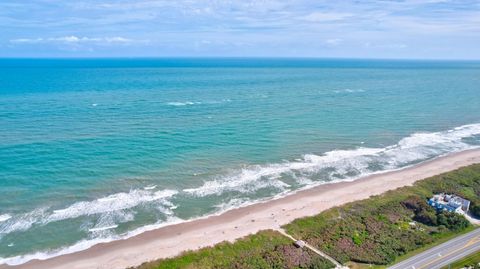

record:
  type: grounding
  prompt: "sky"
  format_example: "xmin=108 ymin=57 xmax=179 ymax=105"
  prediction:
xmin=0 ymin=0 xmax=479 ymax=59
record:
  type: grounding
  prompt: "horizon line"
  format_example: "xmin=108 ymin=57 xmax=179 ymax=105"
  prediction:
xmin=1 ymin=56 xmax=480 ymax=62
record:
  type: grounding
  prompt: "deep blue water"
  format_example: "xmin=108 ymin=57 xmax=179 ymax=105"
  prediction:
xmin=1 ymin=58 xmax=480 ymax=264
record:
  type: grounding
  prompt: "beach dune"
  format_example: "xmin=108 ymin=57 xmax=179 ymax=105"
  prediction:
xmin=3 ymin=148 xmax=480 ymax=269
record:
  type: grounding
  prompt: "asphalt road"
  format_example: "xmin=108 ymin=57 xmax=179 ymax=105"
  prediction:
xmin=388 ymin=228 xmax=480 ymax=269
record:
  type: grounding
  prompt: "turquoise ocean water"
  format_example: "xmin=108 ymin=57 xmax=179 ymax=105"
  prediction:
xmin=1 ymin=58 xmax=480 ymax=264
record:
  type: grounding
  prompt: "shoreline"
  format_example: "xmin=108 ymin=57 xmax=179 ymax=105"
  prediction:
xmin=3 ymin=148 xmax=480 ymax=269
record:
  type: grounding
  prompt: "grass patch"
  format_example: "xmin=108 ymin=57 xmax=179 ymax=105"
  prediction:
xmin=442 ymin=250 xmax=480 ymax=268
xmin=131 ymin=164 xmax=480 ymax=269
xmin=284 ymin=164 xmax=480 ymax=266
xmin=130 ymin=230 xmax=334 ymax=269
xmin=391 ymin=225 xmax=476 ymax=265
xmin=345 ymin=262 xmax=386 ymax=269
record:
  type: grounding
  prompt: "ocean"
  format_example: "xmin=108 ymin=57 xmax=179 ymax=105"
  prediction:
xmin=1 ymin=58 xmax=480 ymax=265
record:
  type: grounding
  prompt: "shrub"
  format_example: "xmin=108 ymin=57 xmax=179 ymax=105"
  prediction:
xmin=285 ymin=164 xmax=480 ymax=265
xmin=132 ymin=164 xmax=480 ymax=269
xmin=437 ymin=212 xmax=469 ymax=231
xmin=470 ymin=204 xmax=480 ymax=218
xmin=131 ymin=230 xmax=334 ymax=269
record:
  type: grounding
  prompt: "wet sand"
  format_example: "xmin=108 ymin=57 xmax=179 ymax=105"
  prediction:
xmin=4 ymin=148 xmax=480 ymax=269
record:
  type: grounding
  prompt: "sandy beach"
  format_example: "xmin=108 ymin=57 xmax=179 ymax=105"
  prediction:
xmin=3 ymin=148 xmax=480 ymax=269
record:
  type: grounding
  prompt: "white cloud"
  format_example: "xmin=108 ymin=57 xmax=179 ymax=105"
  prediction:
xmin=363 ymin=42 xmax=407 ymax=49
xmin=10 ymin=36 xmax=148 ymax=45
xmin=53 ymin=36 xmax=83 ymax=42
xmin=1 ymin=0 xmax=479 ymax=58
xmin=325 ymin=38 xmax=343 ymax=46
xmin=302 ymin=12 xmax=353 ymax=22
xmin=9 ymin=38 xmax=44 ymax=44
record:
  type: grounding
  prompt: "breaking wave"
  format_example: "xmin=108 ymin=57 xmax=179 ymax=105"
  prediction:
xmin=0 ymin=189 xmax=178 ymax=236
xmin=167 ymin=101 xmax=201 ymax=106
xmin=0 ymin=215 xmax=11 ymax=223
xmin=1 ymin=123 xmax=480 ymax=266
xmin=48 ymin=189 xmax=177 ymax=222
xmin=0 ymin=215 xmax=184 ymax=266
xmin=333 ymin=88 xmax=365 ymax=93
xmin=184 ymin=123 xmax=480 ymax=197
xmin=166 ymin=99 xmax=231 ymax=107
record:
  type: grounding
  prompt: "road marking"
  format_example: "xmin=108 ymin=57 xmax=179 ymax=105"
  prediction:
xmin=465 ymin=235 xmax=480 ymax=247
xmin=389 ymin=230 xmax=480 ymax=269
xmin=417 ymin=235 xmax=480 ymax=269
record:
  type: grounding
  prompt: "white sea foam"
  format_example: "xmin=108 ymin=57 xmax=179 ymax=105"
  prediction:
xmin=184 ymin=165 xmax=292 ymax=197
xmin=214 ymin=198 xmax=251 ymax=213
xmin=85 ymin=210 xmax=134 ymax=235
xmin=0 ymin=216 xmax=184 ymax=266
xmin=167 ymin=101 xmax=200 ymax=106
xmin=184 ymin=147 xmax=383 ymax=197
xmin=2 ymin=123 xmax=480 ymax=266
xmin=0 ymin=209 xmax=46 ymax=235
xmin=0 ymin=236 xmax=120 ymax=266
xmin=292 ymin=174 xmax=314 ymax=186
xmin=167 ymin=99 xmax=231 ymax=107
xmin=333 ymin=89 xmax=365 ymax=93
xmin=0 ymin=189 xmax=177 ymax=236
xmin=184 ymin=123 xmax=480 ymax=197
xmin=0 ymin=214 xmax=11 ymax=222
xmin=88 ymin=225 xmax=118 ymax=232
xmin=97 ymin=197 xmax=117 ymax=202
xmin=48 ymin=189 xmax=177 ymax=222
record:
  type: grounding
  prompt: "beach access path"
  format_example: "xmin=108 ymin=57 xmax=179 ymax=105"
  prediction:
xmin=3 ymin=149 xmax=480 ymax=269
xmin=276 ymin=228 xmax=346 ymax=268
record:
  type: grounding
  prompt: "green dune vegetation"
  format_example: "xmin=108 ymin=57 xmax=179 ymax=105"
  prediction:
xmin=132 ymin=164 xmax=480 ymax=269
xmin=131 ymin=230 xmax=334 ymax=269
xmin=284 ymin=165 xmax=479 ymax=266
xmin=442 ymin=251 xmax=480 ymax=269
